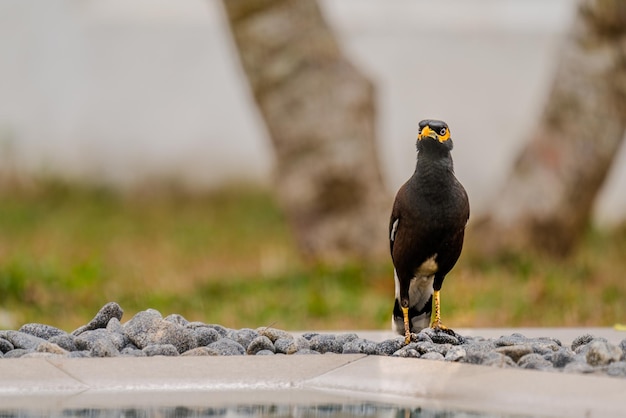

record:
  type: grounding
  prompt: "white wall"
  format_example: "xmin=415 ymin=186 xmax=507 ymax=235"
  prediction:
xmin=0 ymin=0 xmax=624 ymax=223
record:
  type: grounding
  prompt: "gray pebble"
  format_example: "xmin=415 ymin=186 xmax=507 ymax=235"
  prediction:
xmin=120 ymin=347 xmax=146 ymax=357
xmin=124 ymin=342 xmax=141 ymax=351
xmin=518 ymin=353 xmax=553 ymax=370
xmin=421 ymin=352 xmax=445 ymax=361
xmin=531 ymin=340 xmax=561 ymax=355
xmin=620 ymin=339 xmax=626 ymax=360
xmin=275 ymin=336 xmax=310 ymax=354
xmin=67 ymin=351 xmax=92 ymax=358
xmin=206 ymin=338 xmax=245 ymax=356
xmin=392 ymin=343 xmax=419 ymax=357
xmin=462 ymin=340 xmax=498 ymax=364
xmin=0 ymin=331 xmax=46 ymax=350
xmin=19 ymin=323 xmax=67 ymax=340
xmin=376 ymin=337 xmax=405 ymax=356
xmin=36 ymin=342 xmax=69 ymax=356
xmin=0 ymin=338 xmax=14 ymax=353
xmin=274 ymin=337 xmax=298 ymax=354
xmin=193 ymin=327 xmax=221 ymax=346
xmin=122 ymin=309 xmax=162 ymax=345
xmin=3 ymin=349 xmax=30 ymax=358
xmin=247 ymin=336 xmax=275 ymax=355
xmin=393 ymin=347 xmax=421 ymax=358
xmin=201 ymin=324 xmax=229 ymax=337
xmin=106 ymin=317 xmax=124 ymax=333
xmin=164 ymin=314 xmax=189 ymax=326
xmin=444 ymin=346 xmax=466 ymax=362
xmin=550 ymin=337 xmax=563 ymax=347
xmin=294 ymin=349 xmax=321 ymax=355
xmin=255 ymin=349 xmax=276 ymax=356
xmin=72 ymin=302 xmax=123 ymax=336
xmin=124 ymin=310 xmax=197 ymax=354
xmin=495 ymin=333 xmax=529 ymax=347
xmin=181 ymin=347 xmax=213 ymax=357
xmin=257 ymin=327 xmax=292 ymax=342
xmin=22 ymin=352 xmax=62 ymax=359
xmin=89 ymin=339 xmax=119 ymax=357
xmin=309 ymin=334 xmax=343 ymax=354
xmin=412 ymin=330 xmax=433 ymax=343
xmin=48 ymin=334 xmax=77 ymax=352
xmin=295 ymin=337 xmax=310 ymax=351
xmin=335 ymin=333 xmax=359 ymax=346
xmin=461 ymin=346 xmax=503 ymax=366
xmin=105 ymin=319 xmax=130 ymax=349
xmin=563 ymin=361 xmax=596 ymax=374
xmin=547 ymin=348 xmax=576 ymax=368
xmin=143 ymin=344 xmax=179 ymax=357
xmin=571 ymin=334 xmax=595 ymax=352
xmin=480 ymin=352 xmax=517 ymax=368
xmin=415 ymin=341 xmax=448 ymax=356
xmin=75 ymin=329 xmax=120 ymax=351
xmin=607 ymin=361 xmax=626 ymax=377
xmin=227 ymin=328 xmax=259 ymax=349
xmin=421 ymin=328 xmax=463 ymax=345
xmin=495 ymin=344 xmax=533 ymax=363
xmin=586 ymin=340 xmax=622 ymax=366
xmin=342 ymin=338 xmax=378 ymax=355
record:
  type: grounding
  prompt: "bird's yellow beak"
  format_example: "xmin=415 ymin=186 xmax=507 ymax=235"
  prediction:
xmin=418 ymin=125 xmax=450 ymax=143
xmin=418 ymin=126 xmax=436 ymax=141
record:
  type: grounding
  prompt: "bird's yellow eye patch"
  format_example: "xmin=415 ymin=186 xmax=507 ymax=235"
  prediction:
xmin=418 ymin=125 xmax=450 ymax=143
xmin=437 ymin=128 xmax=450 ymax=142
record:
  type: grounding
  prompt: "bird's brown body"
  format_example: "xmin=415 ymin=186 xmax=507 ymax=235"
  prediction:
xmin=389 ymin=120 xmax=469 ymax=342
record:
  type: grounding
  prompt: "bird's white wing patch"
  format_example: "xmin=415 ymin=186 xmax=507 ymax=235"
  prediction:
xmin=390 ymin=218 xmax=399 ymax=242
xmin=393 ymin=269 xmax=400 ymax=298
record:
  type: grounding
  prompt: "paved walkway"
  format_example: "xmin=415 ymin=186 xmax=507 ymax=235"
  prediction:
xmin=1 ymin=328 xmax=625 ymax=417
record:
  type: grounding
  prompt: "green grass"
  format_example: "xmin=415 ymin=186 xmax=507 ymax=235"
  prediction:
xmin=0 ymin=180 xmax=624 ymax=332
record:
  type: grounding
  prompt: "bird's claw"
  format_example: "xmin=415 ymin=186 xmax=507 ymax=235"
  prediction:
xmin=429 ymin=323 xmax=462 ymax=340
xmin=430 ymin=320 xmax=449 ymax=332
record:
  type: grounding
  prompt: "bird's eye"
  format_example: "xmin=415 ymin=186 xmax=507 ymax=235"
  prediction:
xmin=439 ymin=128 xmax=447 ymax=136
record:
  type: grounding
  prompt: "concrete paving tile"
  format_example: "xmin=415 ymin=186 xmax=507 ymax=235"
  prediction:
xmin=47 ymin=354 xmax=366 ymax=392
xmin=0 ymin=358 xmax=87 ymax=409
xmin=0 ymin=358 xmax=87 ymax=395
xmin=303 ymin=356 xmax=626 ymax=418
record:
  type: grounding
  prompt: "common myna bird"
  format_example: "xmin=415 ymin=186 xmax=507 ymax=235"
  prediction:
xmin=389 ymin=119 xmax=469 ymax=343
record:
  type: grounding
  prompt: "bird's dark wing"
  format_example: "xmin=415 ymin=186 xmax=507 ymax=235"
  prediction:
xmin=389 ymin=214 xmax=399 ymax=255
xmin=389 ymin=183 xmax=408 ymax=255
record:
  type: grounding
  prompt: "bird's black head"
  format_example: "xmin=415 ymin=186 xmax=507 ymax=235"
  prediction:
xmin=416 ymin=120 xmax=453 ymax=152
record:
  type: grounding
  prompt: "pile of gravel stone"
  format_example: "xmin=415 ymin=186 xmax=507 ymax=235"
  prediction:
xmin=1 ymin=302 xmax=625 ymax=378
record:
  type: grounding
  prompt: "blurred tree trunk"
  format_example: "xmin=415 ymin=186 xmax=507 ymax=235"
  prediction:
xmin=472 ymin=0 xmax=626 ymax=257
xmin=220 ymin=0 xmax=389 ymax=262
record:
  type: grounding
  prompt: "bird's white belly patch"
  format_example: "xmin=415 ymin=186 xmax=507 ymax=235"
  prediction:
xmin=416 ymin=254 xmax=438 ymax=276
xmin=393 ymin=254 xmax=437 ymax=312
xmin=408 ymin=274 xmax=434 ymax=311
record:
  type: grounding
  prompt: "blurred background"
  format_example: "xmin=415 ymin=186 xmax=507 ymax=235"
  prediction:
xmin=0 ymin=0 xmax=624 ymax=331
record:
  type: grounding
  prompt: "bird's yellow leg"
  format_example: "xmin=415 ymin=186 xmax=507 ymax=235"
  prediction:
xmin=402 ymin=306 xmax=411 ymax=344
xmin=430 ymin=290 xmax=448 ymax=330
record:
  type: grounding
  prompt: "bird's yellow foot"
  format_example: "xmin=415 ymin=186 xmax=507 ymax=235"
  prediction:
xmin=430 ymin=289 xmax=447 ymax=332
xmin=402 ymin=306 xmax=411 ymax=344
xmin=430 ymin=320 xmax=449 ymax=331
